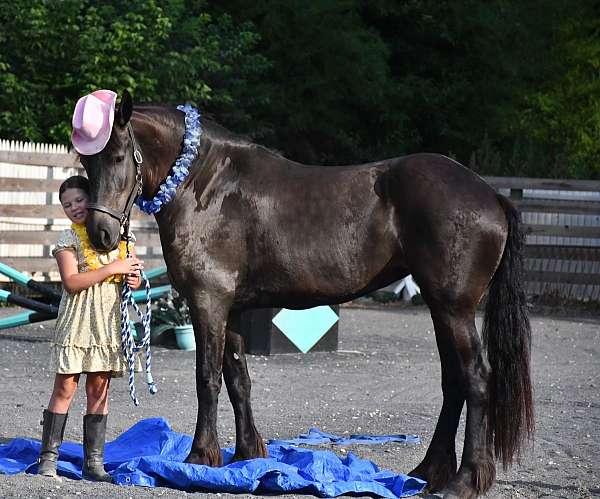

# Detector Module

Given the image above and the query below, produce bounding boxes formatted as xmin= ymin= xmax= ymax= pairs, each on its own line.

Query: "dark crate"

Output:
xmin=240 ymin=306 xmax=339 ymax=355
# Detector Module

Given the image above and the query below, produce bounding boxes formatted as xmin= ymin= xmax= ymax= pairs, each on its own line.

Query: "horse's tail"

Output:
xmin=483 ymin=194 xmax=534 ymax=469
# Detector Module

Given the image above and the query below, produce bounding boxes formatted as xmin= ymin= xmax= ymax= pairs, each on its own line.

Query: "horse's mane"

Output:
xmin=134 ymin=103 xmax=285 ymax=160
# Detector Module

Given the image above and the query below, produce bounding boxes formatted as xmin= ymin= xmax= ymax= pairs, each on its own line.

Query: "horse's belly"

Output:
xmin=247 ymin=234 xmax=407 ymax=308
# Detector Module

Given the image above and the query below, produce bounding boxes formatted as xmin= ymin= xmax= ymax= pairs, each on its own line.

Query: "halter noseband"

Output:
xmin=87 ymin=122 xmax=143 ymax=237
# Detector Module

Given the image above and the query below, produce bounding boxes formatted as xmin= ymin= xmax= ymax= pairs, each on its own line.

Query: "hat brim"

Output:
xmin=71 ymin=125 xmax=114 ymax=155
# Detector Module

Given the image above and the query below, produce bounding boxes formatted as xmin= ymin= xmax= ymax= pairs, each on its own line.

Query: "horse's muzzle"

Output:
xmin=86 ymin=216 xmax=120 ymax=252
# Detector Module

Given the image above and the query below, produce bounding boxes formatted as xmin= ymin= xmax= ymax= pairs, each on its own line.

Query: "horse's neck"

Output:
xmin=133 ymin=110 xmax=184 ymax=199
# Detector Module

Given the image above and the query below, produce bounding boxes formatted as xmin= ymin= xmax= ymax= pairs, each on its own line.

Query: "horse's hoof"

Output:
xmin=433 ymin=472 xmax=480 ymax=499
xmin=429 ymin=488 xmax=475 ymax=499
xmin=232 ymin=435 xmax=268 ymax=462
xmin=184 ymin=449 xmax=223 ymax=467
xmin=421 ymin=486 xmax=474 ymax=499
xmin=410 ymin=463 xmax=455 ymax=493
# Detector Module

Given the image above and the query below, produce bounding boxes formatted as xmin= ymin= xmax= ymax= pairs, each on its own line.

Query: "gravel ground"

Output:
xmin=0 ymin=304 xmax=598 ymax=498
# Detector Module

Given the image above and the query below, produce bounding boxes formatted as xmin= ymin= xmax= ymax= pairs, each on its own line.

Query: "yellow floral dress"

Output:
xmin=50 ymin=227 xmax=135 ymax=377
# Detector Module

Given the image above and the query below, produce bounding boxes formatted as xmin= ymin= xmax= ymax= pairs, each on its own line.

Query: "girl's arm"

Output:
xmin=56 ymin=249 xmax=143 ymax=294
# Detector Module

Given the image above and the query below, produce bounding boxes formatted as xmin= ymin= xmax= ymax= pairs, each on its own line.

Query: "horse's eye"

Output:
xmin=115 ymin=156 xmax=124 ymax=164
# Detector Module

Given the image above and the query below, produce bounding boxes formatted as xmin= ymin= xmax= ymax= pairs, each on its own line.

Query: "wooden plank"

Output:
xmin=524 ymin=245 xmax=600 ymax=261
xmin=1 ymin=256 xmax=166 ymax=274
xmin=0 ymin=178 xmax=64 ymax=191
xmin=0 ymin=231 xmax=58 ymax=245
xmin=524 ymin=224 xmax=600 ymax=238
xmin=0 ymin=230 xmax=162 ymax=246
xmin=515 ymin=199 xmax=600 ymax=215
xmin=484 ymin=176 xmax=600 ymax=192
xmin=0 ymin=204 xmax=159 ymax=223
xmin=525 ymin=270 xmax=600 ymax=286
xmin=0 ymin=151 xmax=81 ymax=168
xmin=0 ymin=204 xmax=66 ymax=218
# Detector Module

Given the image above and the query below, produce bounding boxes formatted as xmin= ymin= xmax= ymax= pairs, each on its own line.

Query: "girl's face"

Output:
xmin=60 ymin=188 xmax=89 ymax=224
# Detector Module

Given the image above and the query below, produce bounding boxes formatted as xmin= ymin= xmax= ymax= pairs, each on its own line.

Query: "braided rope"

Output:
xmin=120 ymin=271 xmax=158 ymax=406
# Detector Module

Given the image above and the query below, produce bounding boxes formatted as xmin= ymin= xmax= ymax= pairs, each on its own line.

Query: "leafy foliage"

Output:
xmin=151 ymin=290 xmax=191 ymax=327
xmin=0 ymin=0 xmax=596 ymax=178
xmin=0 ymin=0 xmax=265 ymax=143
xmin=515 ymin=0 xmax=600 ymax=179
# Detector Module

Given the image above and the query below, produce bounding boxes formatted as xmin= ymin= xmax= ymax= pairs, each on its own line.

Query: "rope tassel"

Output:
xmin=120 ymin=271 xmax=157 ymax=406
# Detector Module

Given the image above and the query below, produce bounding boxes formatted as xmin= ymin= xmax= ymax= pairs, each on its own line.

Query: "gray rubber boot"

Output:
xmin=82 ymin=414 xmax=112 ymax=482
xmin=37 ymin=409 xmax=68 ymax=477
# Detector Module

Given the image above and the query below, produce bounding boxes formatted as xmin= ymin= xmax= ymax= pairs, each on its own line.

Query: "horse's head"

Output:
xmin=78 ymin=90 xmax=140 ymax=251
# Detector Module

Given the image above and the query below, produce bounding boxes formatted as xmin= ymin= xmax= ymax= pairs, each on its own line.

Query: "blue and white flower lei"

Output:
xmin=136 ymin=104 xmax=202 ymax=214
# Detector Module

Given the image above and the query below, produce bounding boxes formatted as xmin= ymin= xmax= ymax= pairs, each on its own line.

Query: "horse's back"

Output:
xmin=377 ymin=153 xmax=496 ymax=204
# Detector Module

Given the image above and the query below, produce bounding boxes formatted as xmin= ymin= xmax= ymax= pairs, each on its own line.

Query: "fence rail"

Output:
xmin=485 ymin=177 xmax=600 ymax=301
xmin=1 ymin=144 xmax=599 ymax=300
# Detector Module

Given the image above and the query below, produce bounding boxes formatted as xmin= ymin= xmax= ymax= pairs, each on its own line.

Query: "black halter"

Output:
xmin=87 ymin=123 xmax=143 ymax=242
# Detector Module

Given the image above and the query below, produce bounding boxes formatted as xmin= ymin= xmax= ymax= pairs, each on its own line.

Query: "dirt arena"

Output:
xmin=0 ymin=304 xmax=598 ymax=498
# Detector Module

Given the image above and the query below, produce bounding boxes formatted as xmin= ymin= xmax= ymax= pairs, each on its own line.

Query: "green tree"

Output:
xmin=211 ymin=0 xmax=396 ymax=164
xmin=0 ymin=0 xmax=266 ymax=144
xmin=362 ymin=1 xmax=557 ymax=166
xmin=0 ymin=0 xmax=596 ymax=179
xmin=515 ymin=0 xmax=600 ymax=179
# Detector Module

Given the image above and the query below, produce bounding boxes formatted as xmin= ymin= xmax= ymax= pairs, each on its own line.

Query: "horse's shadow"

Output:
xmin=496 ymin=479 xmax=598 ymax=496
xmin=0 ymin=334 xmax=49 ymax=344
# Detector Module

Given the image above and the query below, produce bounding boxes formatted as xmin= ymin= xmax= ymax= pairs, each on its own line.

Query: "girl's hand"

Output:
xmin=108 ymin=257 xmax=144 ymax=276
xmin=125 ymin=271 xmax=141 ymax=289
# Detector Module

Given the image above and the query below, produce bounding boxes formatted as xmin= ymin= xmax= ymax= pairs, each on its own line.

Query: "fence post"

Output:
xmin=510 ymin=188 xmax=523 ymax=201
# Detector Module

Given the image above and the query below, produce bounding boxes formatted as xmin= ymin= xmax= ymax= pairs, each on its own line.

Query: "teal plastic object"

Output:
xmin=174 ymin=325 xmax=195 ymax=351
xmin=144 ymin=267 xmax=167 ymax=280
xmin=0 ymin=310 xmax=53 ymax=329
xmin=271 ymin=306 xmax=339 ymax=353
xmin=0 ymin=262 xmax=30 ymax=286
xmin=131 ymin=284 xmax=171 ymax=303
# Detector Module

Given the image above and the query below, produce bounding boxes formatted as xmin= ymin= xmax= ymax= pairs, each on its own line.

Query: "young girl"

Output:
xmin=37 ymin=175 xmax=144 ymax=481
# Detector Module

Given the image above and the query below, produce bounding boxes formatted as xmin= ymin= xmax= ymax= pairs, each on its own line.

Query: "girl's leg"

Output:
xmin=82 ymin=372 xmax=112 ymax=482
xmin=39 ymin=374 xmax=80 ymax=477
xmin=85 ymin=372 xmax=111 ymax=414
xmin=48 ymin=373 xmax=80 ymax=413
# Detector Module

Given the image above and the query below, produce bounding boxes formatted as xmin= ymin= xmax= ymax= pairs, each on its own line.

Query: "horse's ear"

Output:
xmin=117 ymin=90 xmax=133 ymax=126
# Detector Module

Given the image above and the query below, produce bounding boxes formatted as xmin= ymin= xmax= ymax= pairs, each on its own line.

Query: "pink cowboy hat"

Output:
xmin=71 ymin=89 xmax=117 ymax=155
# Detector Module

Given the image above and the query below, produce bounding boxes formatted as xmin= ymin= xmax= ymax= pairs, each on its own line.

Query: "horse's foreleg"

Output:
xmin=415 ymin=309 xmax=495 ymax=499
xmin=223 ymin=325 xmax=268 ymax=461
xmin=184 ymin=299 xmax=229 ymax=467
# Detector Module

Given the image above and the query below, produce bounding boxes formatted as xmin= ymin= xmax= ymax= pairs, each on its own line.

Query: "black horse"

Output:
xmin=81 ymin=91 xmax=533 ymax=498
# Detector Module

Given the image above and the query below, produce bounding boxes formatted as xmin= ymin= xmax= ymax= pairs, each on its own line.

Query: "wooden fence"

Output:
xmin=1 ymin=141 xmax=599 ymax=300
xmin=0 ymin=142 xmax=163 ymax=282
xmin=485 ymin=176 xmax=600 ymax=300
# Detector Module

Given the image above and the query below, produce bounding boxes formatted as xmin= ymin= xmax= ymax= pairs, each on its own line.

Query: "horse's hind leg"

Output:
xmin=410 ymin=305 xmax=495 ymax=498
xmin=223 ymin=317 xmax=268 ymax=461
xmin=409 ymin=309 xmax=463 ymax=490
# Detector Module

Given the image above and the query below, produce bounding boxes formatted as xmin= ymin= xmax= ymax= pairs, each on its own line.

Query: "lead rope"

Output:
xmin=119 ymin=221 xmax=157 ymax=405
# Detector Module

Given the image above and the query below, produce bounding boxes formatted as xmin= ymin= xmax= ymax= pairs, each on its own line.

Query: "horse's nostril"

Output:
xmin=101 ymin=229 xmax=111 ymax=247
xmin=88 ymin=223 xmax=118 ymax=251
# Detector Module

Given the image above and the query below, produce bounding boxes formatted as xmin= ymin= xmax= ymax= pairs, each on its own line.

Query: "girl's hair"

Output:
xmin=59 ymin=175 xmax=90 ymax=201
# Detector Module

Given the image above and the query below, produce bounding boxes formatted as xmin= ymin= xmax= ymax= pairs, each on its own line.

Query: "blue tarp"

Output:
xmin=0 ymin=418 xmax=426 ymax=498
xmin=268 ymin=427 xmax=420 ymax=446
